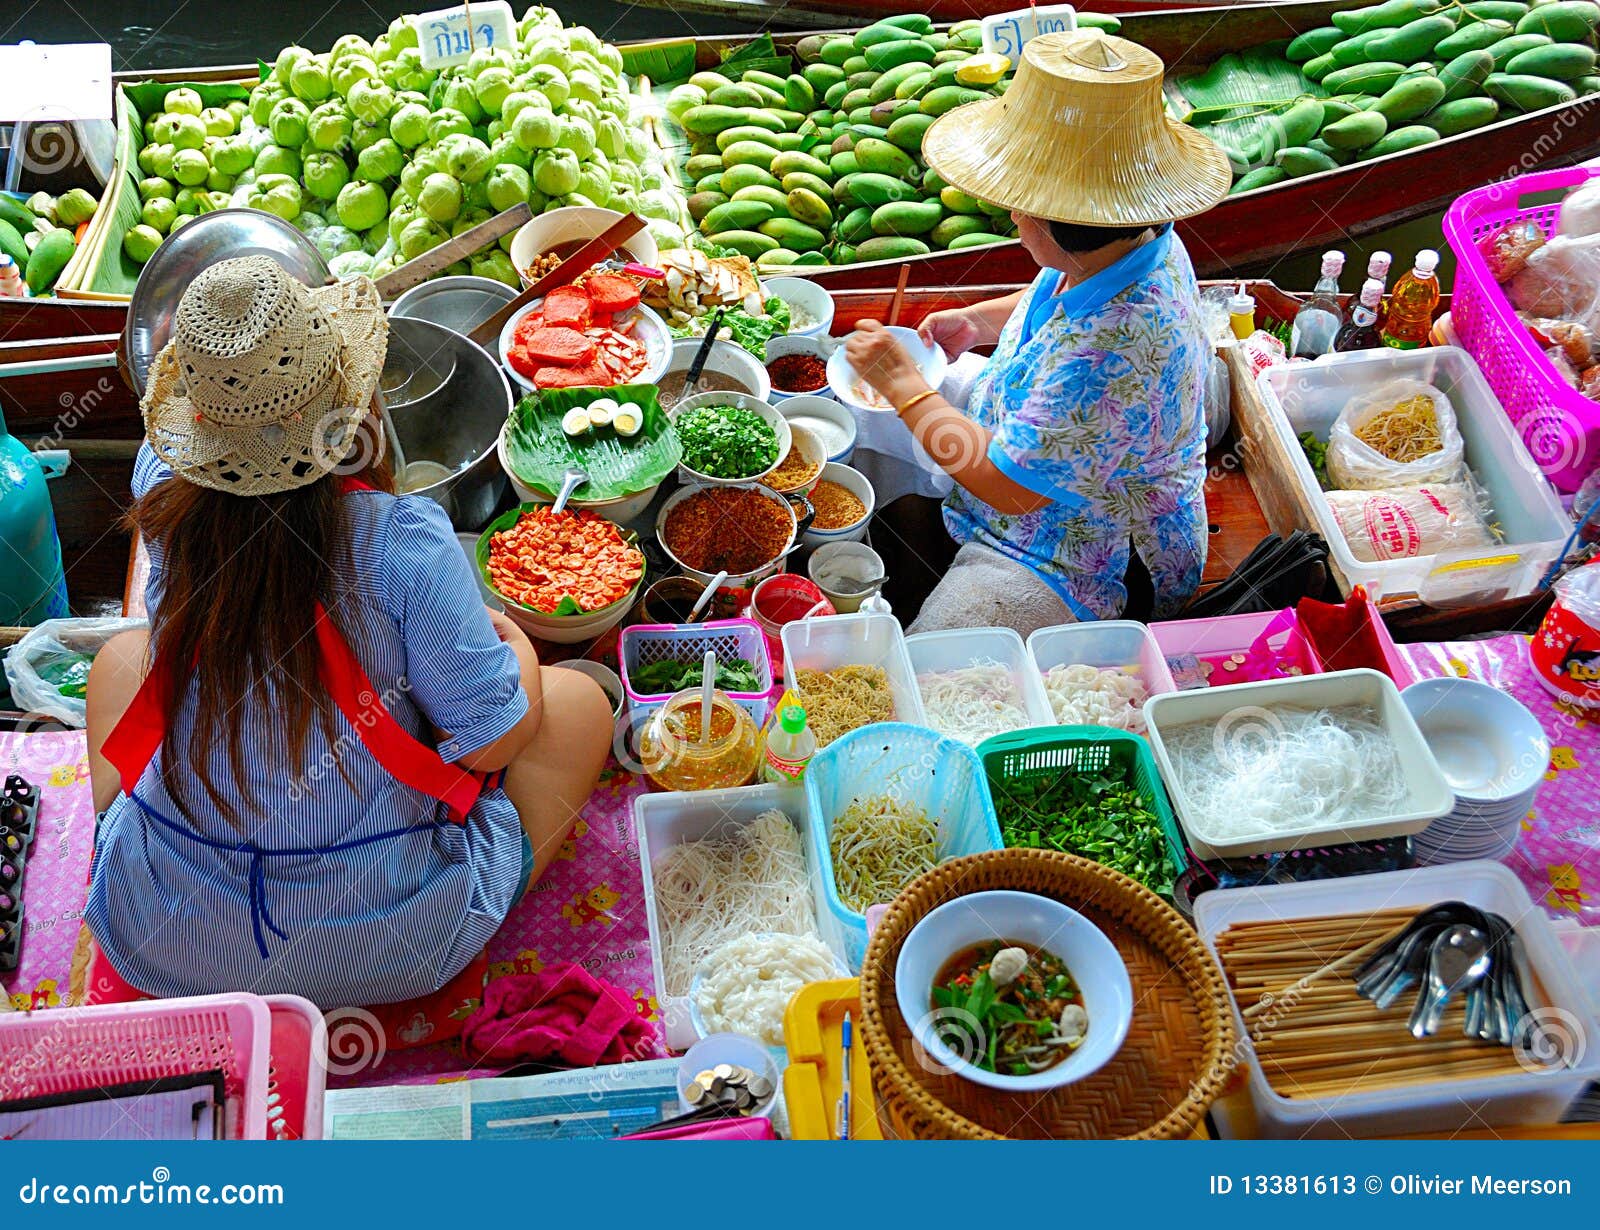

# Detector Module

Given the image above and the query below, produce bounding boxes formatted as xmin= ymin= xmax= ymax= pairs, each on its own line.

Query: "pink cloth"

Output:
xmin=461 ymin=962 xmax=658 ymax=1068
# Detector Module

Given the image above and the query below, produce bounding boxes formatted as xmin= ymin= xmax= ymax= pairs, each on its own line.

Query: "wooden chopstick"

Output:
xmin=373 ymin=203 xmax=532 ymax=301
xmin=886 ymin=264 xmax=911 ymax=328
xmin=467 ymin=212 xmax=647 ymax=348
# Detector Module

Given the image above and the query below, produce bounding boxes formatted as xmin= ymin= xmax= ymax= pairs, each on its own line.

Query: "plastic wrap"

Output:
xmin=1 ymin=617 xmax=147 ymax=727
xmin=1325 ymin=379 xmax=1465 ymax=490
xmin=1323 ymin=482 xmax=1493 ymax=564
xmin=1508 ymin=232 xmax=1600 ymax=326
xmin=1204 ymin=351 xmax=1231 ymax=446
xmin=1558 ymin=181 xmax=1600 ymax=240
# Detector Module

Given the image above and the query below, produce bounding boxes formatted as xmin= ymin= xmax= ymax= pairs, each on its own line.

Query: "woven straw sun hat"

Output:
xmin=922 ymin=31 xmax=1230 ymax=227
xmin=141 ymin=255 xmax=388 ymax=496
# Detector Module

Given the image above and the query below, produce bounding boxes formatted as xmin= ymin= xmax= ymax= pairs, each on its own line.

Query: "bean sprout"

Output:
xmin=828 ymin=794 xmax=940 ymax=913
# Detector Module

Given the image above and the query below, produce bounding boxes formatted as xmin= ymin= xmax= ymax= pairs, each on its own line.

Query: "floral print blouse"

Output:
xmin=943 ymin=225 xmax=1211 ymax=620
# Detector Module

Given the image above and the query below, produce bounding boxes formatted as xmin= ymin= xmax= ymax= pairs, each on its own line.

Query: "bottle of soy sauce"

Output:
xmin=1333 ymin=278 xmax=1386 ymax=353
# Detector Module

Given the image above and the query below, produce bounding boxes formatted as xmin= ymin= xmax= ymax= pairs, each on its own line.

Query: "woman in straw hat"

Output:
xmin=845 ymin=31 xmax=1230 ymax=635
xmin=80 ymin=256 xmax=613 ymax=1008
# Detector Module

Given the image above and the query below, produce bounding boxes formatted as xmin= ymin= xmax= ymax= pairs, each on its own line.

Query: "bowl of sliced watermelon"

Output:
xmin=498 ymin=271 xmax=672 ymax=396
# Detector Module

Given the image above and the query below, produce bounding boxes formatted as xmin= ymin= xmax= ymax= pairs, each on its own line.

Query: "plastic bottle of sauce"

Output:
xmin=1290 ymin=251 xmax=1346 ymax=358
xmin=1381 ymin=250 xmax=1441 ymax=350
xmin=762 ymin=704 xmax=816 ymax=784
xmin=0 ymin=255 xmax=28 ymax=299
xmin=1334 ymin=279 xmax=1386 ymax=353
xmin=1227 ymin=284 xmax=1257 ymax=341
xmin=1365 ymin=250 xmax=1392 ymax=326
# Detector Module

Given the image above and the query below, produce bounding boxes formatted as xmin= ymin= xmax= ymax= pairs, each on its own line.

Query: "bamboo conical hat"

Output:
xmin=922 ymin=31 xmax=1231 ymax=227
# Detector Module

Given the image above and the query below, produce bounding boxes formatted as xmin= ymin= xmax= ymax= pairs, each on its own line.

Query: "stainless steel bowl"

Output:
xmin=384 ymin=317 xmax=513 ymax=530
xmin=389 ymin=275 xmax=518 ymax=336
xmin=122 ymin=208 xmax=331 ymax=397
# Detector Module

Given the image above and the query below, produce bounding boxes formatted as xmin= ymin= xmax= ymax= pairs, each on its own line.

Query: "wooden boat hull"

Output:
xmin=7 ymin=0 xmax=1597 ymax=332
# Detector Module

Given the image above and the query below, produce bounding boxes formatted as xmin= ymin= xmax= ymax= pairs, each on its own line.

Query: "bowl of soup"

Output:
xmin=657 ymin=338 xmax=772 ymax=411
xmin=827 ymin=325 xmax=946 ymax=414
xmin=894 ymin=890 xmax=1132 ymax=1092
xmin=509 ymin=206 xmax=658 ymax=285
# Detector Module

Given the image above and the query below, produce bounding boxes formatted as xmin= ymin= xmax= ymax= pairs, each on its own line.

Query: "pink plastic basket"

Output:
xmin=0 ymin=994 xmax=271 ymax=1138
xmin=262 ymin=995 xmax=326 ymax=1141
xmin=618 ymin=618 xmax=774 ymax=725
xmin=1442 ymin=165 xmax=1600 ymax=492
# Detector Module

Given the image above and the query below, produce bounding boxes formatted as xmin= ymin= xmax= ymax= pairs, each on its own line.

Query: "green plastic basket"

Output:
xmin=976 ymin=725 xmax=1188 ymax=894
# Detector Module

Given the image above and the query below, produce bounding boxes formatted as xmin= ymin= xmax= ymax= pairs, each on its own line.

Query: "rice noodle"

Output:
xmin=1162 ymin=704 xmax=1410 ymax=840
xmin=917 ymin=660 xmax=1033 ymax=747
xmin=693 ymin=931 xmax=840 ymax=1046
xmin=829 ymin=794 xmax=940 ymax=913
xmin=652 ymin=809 xmax=819 ymax=997
xmin=1042 ymin=664 xmax=1150 ymax=733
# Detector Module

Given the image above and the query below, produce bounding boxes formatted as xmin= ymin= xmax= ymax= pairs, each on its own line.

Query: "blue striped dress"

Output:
xmin=84 ymin=446 xmax=529 ymax=1008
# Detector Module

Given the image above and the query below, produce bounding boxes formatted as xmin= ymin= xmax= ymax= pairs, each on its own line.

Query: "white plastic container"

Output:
xmin=906 ymin=626 xmax=1054 ymax=739
xmin=1255 ymin=346 xmax=1569 ymax=606
xmin=1026 ymin=620 xmax=1176 ymax=724
xmin=1143 ymin=668 xmax=1455 ymax=859
xmin=1197 ymin=862 xmax=1600 ymax=1139
xmin=636 ymin=783 xmax=847 ymax=1053
xmin=781 ymin=611 xmax=925 ymax=729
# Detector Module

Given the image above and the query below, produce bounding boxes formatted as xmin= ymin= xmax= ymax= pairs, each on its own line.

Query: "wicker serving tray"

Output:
xmin=859 ymin=849 xmax=1236 ymax=1139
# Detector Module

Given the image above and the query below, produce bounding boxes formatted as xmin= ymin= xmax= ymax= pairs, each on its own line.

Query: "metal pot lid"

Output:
xmin=389 ymin=275 xmax=518 ymax=336
xmin=122 ymin=208 xmax=331 ymax=399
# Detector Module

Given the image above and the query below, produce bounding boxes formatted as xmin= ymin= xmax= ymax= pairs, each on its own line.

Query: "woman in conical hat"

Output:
xmin=82 ymin=256 xmax=613 ymax=1007
xmin=844 ymin=31 xmax=1230 ymax=634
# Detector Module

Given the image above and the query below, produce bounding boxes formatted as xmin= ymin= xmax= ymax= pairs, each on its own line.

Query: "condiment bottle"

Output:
xmin=1289 ymin=251 xmax=1346 ymax=359
xmin=1227 ymin=283 xmax=1256 ymax=340
xmin=1333 ymin=278 xmax=1385 ymax=353
xmin=1381 ymin=249 xmax=1441 ymax=350
xmin=1366 ymin=249 xmax=1392 ymax=328
xmin=639 ymin=688 xmax=760 ymax=792
xmin=0 ymin=255 xmax=28 ymax=299
xmin=762 ymin=704 xmax=816 ymax=784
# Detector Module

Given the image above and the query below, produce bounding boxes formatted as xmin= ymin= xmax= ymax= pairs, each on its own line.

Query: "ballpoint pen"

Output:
xmin=836 ymin=1011 xmax=852 ymax=1141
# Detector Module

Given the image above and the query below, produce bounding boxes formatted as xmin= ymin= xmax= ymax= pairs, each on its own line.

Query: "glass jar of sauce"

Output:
xmin=639 ymin=688 xmax=760 ymax=792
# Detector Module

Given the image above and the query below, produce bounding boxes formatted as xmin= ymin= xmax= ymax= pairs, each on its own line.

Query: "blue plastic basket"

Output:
xmin=804 ymin=722 xmax=1002 ymax=970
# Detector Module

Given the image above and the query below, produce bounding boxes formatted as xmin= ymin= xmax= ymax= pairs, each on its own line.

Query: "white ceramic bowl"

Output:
xmin=778 ymin=394 xmax=856 ymax=463
xmin=497 ymin=297 xmax=671 ymax=396
xmin=827 ymin=324 xmax=947 ymax=414
xmin=661 ymin=336 xmax=771 ymax=407
xmin=763 ymin=275 xmax=834 ymax=338
xmin=1401 ymin=676 xmax=1549 ymax=802
xmin=549 ymin=658 xmax=627 ymax=719
xmin=801 ymin=462 xmax=874 ymax=549
xmin=894 ymin=890 xmax=1133 ymax=1093
xmin=493 ymin=422 xmax=662 ymax=526
xmin=763 ymin=333 xmax=834 ymax=405
xmin=669 ymin=390 xmax=793 ymax=487
xmin=509 ymin=206 xmax=658 ymax=285
xmin=476 ymin=508 xmax=644 ymax=645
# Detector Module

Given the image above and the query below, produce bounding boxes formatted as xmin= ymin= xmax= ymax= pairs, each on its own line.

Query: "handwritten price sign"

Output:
xmin=981 ymin=6 xmax=1081 ymax=58
xmin=415 ymin=1 xmax=517 ymax=70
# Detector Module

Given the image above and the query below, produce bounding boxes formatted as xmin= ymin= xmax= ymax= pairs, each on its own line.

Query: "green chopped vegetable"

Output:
xmin=673 ymin=402 xmax=779 ymax=479
xmin=629 ymin=657 xmax=762 ymax=694
xmin=668 ymin=297 xmax=791 ymax=360
xmin=1298 ymin=430 xmax=1331 ymax=489
xmin=990 ymin=765 xmax=1176 ymax=897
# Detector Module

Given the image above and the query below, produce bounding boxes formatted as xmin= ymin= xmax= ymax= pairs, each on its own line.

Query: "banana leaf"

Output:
xmin=1168 ymin=42 xmax=1322 ymax=166
xmin=502 ymin=382 xmax=681 ymax=502
xmin=622 ymin=39 xmax=698 ymax=85
xmin=717 ymin=34 xmax=792 ymax=80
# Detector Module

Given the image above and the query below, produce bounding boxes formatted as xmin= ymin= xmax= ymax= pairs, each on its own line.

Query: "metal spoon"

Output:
xmin=1409 ymin=925 xmax=1491 ymax=1039
xmin=1370 ymin=923 xmax=1446 ymax=1011
xmin=550 ymin=465 xmax=589 ymax=515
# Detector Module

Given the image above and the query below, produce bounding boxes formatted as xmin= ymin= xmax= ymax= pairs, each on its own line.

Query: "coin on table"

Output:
xmin=713 ymin=1063 xmax=735 ymax=1081
xmin=747 ymin=1076 xmax=773 ymax=1100
xmin=685 ymin=1081 xmax=707 ymax=1104
xmin=695 ymin=1069 xmax=717 ymax=1087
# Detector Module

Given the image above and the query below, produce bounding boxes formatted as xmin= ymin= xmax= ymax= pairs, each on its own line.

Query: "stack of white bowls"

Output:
xmin=1401 ymin=677 xmax=1548 ymax=865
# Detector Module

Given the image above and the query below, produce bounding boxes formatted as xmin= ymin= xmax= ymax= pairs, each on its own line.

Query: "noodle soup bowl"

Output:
xmin=827 ymin=325 xmax=946 ymax=414
xmin=895 ymin=890 xmax=1134 ymax=1092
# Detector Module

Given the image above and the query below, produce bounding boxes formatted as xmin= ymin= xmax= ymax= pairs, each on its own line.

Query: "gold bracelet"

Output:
xmin=896 ymin=389 xmax=938 ymax=414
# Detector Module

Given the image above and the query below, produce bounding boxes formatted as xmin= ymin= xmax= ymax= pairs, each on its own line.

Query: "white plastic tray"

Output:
xmin=1143 ymin=668 xmax=1454 ymax=858
xmin=1195 ymin=862 xmax=1600 ymax=1139
xmin=1254 ymin=346 xmax=1569 ymax=606
xmin=781 ymin=611 xmax=925 ymax=729
xmin=1026 ymin=619 xmax=1176 ymax=725
xmin=905 ymin=626 xmax=1054 ymax=738
xmin=635 ymin=783 xmax=847 ymax=1053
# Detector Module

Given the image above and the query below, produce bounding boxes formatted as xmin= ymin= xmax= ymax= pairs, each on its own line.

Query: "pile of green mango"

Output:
xmin=1225 ymin=0 xmax=1600 ymax=192
xmin=0 ymin=190 xmax=94 ymax=296
xmin=666 ymin=14 xmax=1130 ymax=267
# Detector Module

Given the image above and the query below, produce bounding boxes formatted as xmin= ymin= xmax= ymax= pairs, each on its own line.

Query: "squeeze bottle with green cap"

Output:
xmin=762 ymin=704 xmax=816 ymax=785
xmin=1227 ymin=284 xmax=1256 ymax=340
